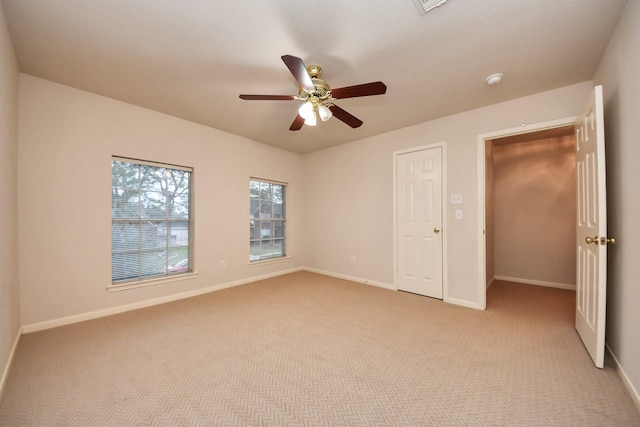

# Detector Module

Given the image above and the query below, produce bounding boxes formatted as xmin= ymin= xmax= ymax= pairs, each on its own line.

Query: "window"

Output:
xmin=111 ymin=157 xmax=193 ymax=284
xmin=250 ymin=179 xmax=286 ymax=262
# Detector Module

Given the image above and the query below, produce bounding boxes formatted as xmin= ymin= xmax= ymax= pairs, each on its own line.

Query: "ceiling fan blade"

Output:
xmin=239 ymin=94 xmax=296 ymax=101
xmin=289 ymin=114 xmax=305 ymax=131
xmin=281 ymin=55 xmax=314 ymax=92
xmin=331 ymin=81 xmax=387 ymax=99
xmin=328 ymin=105 xmax=363 ymax=128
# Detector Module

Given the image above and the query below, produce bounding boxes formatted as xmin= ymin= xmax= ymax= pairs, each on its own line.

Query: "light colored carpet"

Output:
xmin=1 ymin=271 xmax=638 ymax=426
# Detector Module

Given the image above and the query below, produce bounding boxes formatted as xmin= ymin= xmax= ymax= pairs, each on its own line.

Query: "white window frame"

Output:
xmin=249 ymin=178 xmax=287 ymax=262
xmin=110 ymin=156 xmax=194 ymax=289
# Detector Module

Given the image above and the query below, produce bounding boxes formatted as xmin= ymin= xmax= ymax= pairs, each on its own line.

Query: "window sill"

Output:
xmin=107 ymin=272 xmax=198 ymax=292
xmin=248 ymin=256 xmax=292 ymax=268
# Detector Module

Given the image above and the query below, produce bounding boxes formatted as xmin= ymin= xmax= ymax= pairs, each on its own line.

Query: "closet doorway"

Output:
xmin=485 ymin=125 xmax=577 ymax=295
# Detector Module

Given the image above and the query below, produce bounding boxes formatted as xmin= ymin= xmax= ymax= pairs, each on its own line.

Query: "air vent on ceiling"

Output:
xmin=412 ymin=0 xmax=448 ymax=15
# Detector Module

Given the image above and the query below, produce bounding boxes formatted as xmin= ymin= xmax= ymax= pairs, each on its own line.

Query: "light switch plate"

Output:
xmin=451 ymin=193 xmax=463 ymax=204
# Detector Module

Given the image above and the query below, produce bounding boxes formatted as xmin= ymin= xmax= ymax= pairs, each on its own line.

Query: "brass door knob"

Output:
xmin=585 ymin=236 xmax=617 ymax=245
xmin=434 ymin=227 xmax=441 ymax=233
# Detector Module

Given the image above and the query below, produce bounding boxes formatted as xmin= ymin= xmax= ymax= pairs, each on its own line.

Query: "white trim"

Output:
xmin=107 ymin=272 xmax=198 ymax=292
xmin=305 ymin=267 xmax=482 ymax=310
xmin=249 ymin=176 xmax=288 ymax=186
xmin=22 ymin=268 xmax=304 ymax=333
xmin=303 ymin=267 xmax=395 ymax=290
xmin=477 ymin=138 xmax=487 ymax=309
xmin=112 ymin=155 xmax=192 ymax=172
xmin=393 ymin=151 xmax=398 ymax=291
xmin=392 ymin=142 xmax=448 ymax=299
xmin=441 ymin=146 xmax=449 ymax=301
xmin=606 ymin=344 xmax=640 ymax=413
xmin=0 ymin=327 xmax=22 ymax=401
xmin=444 ymin=296 xmax=484 ymax=310
xmin=248 ymin=256 xmax=292 ymax=267
xmin=477 ymin=117 xmax=579 ymax=311
xmin=494 ymin=275 xmax=576 ymax=291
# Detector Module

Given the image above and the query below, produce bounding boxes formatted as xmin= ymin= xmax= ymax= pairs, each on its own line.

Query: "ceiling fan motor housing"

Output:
xmin=298 ymin=67 xmax=332 ymax=105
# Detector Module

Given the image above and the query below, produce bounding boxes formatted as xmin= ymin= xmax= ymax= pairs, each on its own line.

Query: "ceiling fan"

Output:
xmin=239 ymin=55 xmax=387 ymax=131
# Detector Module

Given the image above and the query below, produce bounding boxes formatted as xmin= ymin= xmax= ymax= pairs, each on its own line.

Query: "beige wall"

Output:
xmin=17 ymin=75 xmax=305 ymax=326
xmin=0 ymin=3 xmax=20 ymax=392
xmin=15 ymin=78 xmax=593 ymax=327
xmin=491 ymin=136 xmax=576 ymax=286
xmin=303 ymin=81 xmax=592 ymax=306
xmin=594 ymin=0 xmax=640 ymax=402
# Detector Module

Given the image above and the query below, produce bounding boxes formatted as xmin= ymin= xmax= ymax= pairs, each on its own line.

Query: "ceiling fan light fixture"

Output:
xmin=318 ymin=104 xmax=332 ymax=122
xmin=304 ymin=110 xmax=317 ymax=126
xmin=298 ymin=101 xmax=314 ymax=120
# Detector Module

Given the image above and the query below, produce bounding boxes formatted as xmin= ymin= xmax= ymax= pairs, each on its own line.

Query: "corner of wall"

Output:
xmin=0 ymin=328 xmax=21 ymax=403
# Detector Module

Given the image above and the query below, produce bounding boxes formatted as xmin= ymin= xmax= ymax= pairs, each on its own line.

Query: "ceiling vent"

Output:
xmin=412 ymin=0 xmax=449 ymax=15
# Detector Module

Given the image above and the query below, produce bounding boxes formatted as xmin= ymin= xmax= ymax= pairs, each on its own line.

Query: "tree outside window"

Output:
xmin=112 ymin=158 xmax=192 ymax=283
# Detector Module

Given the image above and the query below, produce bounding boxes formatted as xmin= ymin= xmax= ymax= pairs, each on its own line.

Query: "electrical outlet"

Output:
xmin=219 ymin=260 xmax=226 ymax=269
xmin=350 ymin=256 xmax=356 ymax=264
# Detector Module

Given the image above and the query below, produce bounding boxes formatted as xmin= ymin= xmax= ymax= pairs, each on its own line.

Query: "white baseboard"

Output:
xmin=21 ymin=266 xmax=484 ymax=334
xmin=606 ymin=344 xmax=640 ymax=413
xmin=494 ymin=275 xmax=576 ymax=291
xmin=0 ymin=327 xmax=22 ymax=402
xmin=304 ymin=268 xmax=484 ymax=310
xmin=444 ymin=296 xmax=484 ymax=310
xmin=22 ymin=267 xmax=305 ymax=334
xmin=302 ymin=267 xmax=395 ymax=290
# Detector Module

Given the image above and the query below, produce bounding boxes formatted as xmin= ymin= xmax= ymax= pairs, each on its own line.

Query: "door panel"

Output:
xmin=396 ymin=147 xmax=443 ymax=298
xmin=575 ymin=85 xmax=607 ymax=369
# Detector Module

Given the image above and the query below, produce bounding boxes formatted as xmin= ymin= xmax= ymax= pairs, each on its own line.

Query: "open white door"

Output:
xmin=575 ymin=85 xmax=612 ymax=369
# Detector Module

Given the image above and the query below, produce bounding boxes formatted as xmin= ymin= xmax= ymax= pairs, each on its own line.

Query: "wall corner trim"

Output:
xmin=606 ymin=344 xmax=640 ymax=413
xmin=302 ymin=267 xmax=395 ymax=290
xmin=494 ymin=275 xmax=576 ymax=291
xmin=0 ymin=327 xmax=22 ymax=402
xmin=444 ymin=296 xmax=484 ymax=310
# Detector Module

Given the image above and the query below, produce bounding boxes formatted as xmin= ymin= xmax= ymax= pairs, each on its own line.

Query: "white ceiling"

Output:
xmin=1 ymin=0 xmax=627 ymax=154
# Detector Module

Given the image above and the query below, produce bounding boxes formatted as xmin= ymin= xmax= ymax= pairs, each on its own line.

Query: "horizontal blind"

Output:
xmin=112 ymin=157 xmax=192 ymax=284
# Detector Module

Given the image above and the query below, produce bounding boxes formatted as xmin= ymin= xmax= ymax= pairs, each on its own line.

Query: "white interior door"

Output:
xmin=575 ymin=85 xmax=609 ymax=369
xmin=396 ymin=147 xmax=443 ymax=299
